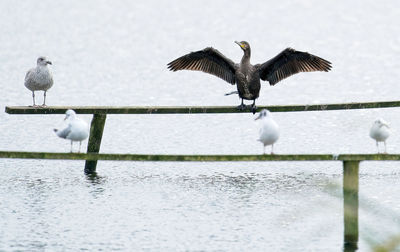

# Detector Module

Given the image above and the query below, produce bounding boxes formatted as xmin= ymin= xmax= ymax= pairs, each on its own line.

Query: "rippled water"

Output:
xmin=1 ymin=0 xmax=400 ymax=251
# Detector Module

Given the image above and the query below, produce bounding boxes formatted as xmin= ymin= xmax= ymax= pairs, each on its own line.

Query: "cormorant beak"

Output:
xmin=235 ymin=41 xmax=244 ymax=49
xmin=47 ymin=61 xmax=52 ymax=65
xmin=255 ymin=114 xmax=262 ymax=121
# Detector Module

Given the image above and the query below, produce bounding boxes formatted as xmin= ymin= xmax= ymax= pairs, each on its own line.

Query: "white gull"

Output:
xmin=255 ymin=109 xmax=280 ymax=154
xmin=54 ymin=109 xmax=89 ymax=153
xmin=369 ymin=118 xmax=390 ymax=153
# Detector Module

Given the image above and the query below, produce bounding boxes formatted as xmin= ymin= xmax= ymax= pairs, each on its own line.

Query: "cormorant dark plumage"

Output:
xmin=168 ymin=41 xmax=332 ymax=113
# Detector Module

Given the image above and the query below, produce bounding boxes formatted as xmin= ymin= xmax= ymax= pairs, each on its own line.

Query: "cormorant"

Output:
xmin=167 ymin=41 xmax=332 ymax=113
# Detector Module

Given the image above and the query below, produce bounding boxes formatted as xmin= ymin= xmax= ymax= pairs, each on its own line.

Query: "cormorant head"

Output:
xmin=255 ymin=109 xmax=270 ymax=120
xmin=235 ymin=41 xmax=250 ymax=51
xmin=37 ymin=56 xmax=52 ymax=66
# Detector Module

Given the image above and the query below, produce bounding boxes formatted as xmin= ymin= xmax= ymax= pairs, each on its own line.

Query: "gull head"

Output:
xmin=37 ymin=56 xmax=52 ymax=66
xmin=373 ymin=118 xmax=390 ymax=129
xmin=255 ymin=109 xmax=270 ymax=120
xmin=64 ymin=109 xmax=76 ymax=120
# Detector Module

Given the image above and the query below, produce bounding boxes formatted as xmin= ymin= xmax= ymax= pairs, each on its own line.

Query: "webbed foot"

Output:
xmin=236 ymin=103 xmax=246 ymax=111
xmin=250 ymin=104 xmax=257 ymax=114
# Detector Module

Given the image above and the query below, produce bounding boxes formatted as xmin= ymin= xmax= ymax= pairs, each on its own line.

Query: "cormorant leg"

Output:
xmin=251 ymin=100 xmax=257 ymax=114
xmin=42 ymin=91 xmax=47 ymax=107
xmin=236 ymin=99 xmax=246 ymax=111
xmin=70 ymin=141 xmax=73 ymax=153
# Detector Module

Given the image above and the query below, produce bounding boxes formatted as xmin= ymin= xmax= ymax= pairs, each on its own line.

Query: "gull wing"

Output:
xmin=54 ymin=124 xmax=72 ymax=139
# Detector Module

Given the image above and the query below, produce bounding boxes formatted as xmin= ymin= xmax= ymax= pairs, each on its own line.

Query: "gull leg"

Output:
xmin=31 ymin=91 xmax=36 ymax=107
xmin=384 ymin=141 xmax=387 ymax=154
xmin=42 ymin=91 xmax=47 ymax=107
xmin=376 ymin=141 xmax=379 ymax=153
xmin=79 ymin=141 xmax=82 ymax=153
xmin=263 ymin=145 xmax=266 ymax=155
xmin=70 ymin=141 xmax=73 ymax=153
xmin=271 ymin=144 xmax=274 ymax=155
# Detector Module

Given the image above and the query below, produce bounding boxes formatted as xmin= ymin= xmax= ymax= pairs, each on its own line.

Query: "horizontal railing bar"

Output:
xmin=0 ymin=151 xmax=399 ymax=161
xmin=5 ymin=100 xmax=400 ymax=114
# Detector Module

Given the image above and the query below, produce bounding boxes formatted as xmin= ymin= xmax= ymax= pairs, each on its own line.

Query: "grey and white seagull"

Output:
xmin=24 ymin=56 xmax=53 ymax=106
xmin=369 ymin=118 xmax=390 ymax=153
xmin=54 ymin=109 xmax=89 ymax=153
xmin=255 ymin=109 xmax=280 ymax=154
xmin=168 ymin=41 xmax=332 ymax=113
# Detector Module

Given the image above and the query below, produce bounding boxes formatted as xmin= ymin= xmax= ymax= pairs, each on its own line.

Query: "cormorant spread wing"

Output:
xmin=258 ymin=48 xmax=332 ymax=86
xmin=167 ymin=47 xmax=237 ymax=85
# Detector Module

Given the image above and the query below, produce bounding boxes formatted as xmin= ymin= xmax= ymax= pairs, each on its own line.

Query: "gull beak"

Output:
xmin=47 ymin=61 xmax=52 ymax=65
xmin=255 ymin=114 xmax=262 ymax=121
xmin=64 ymin=115 xmax=68 ymax=121
xmin=381 ymin=123 xmax=390 ymax=128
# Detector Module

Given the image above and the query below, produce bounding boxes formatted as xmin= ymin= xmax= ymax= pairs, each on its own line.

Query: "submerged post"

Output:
xmin=84 ymin=114 xmax=107 ymax=174
xmin=343 ymin=160 xmax=360 ymax=251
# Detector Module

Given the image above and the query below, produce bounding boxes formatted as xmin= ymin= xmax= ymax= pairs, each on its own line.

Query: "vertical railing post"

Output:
xmin=343 ymin=160 xmax=360 ymax=251
xmin=84 ymin=114 xmax=107 ymax=174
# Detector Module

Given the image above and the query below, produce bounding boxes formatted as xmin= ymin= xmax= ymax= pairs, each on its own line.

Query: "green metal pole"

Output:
xmin=343 ymin=160 xmax=360 ymax=251
xmin=84 ymin=114 xmax=107 ymax=174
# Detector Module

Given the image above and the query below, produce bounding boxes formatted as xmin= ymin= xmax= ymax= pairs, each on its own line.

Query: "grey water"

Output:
xmin=0 ymin=0 xmax=400 ymax=251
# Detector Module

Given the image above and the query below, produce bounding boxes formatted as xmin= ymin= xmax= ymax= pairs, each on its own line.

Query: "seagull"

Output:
xmin=168 ymin=41 xmax=332 ymax=113
xmin=255 ymin=109 xmax=280 ymax=154
xmin=54 ymin=109 xmax=89 ymax=153
xmin=24 ymin=56 xmax=53 ymax=107
xmin=369 ymin=118 xmax=390 ymax=153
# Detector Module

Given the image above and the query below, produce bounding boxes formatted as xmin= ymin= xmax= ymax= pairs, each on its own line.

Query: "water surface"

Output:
xmin=0 ymin=0 xmax=400 ymax=251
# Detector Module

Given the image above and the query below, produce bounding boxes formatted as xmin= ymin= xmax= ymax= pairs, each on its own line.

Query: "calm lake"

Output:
xmin=0 ymin=0 xmax=400 ymax=251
